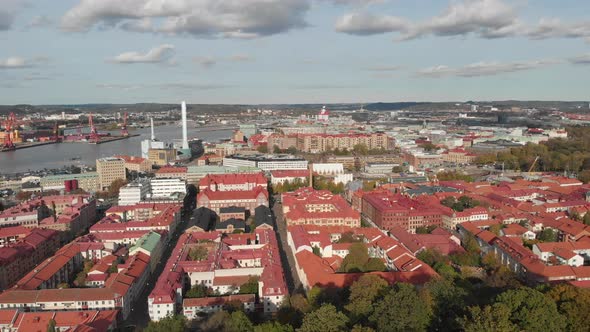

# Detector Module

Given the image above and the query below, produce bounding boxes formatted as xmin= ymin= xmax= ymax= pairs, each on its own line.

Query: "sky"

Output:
xmin=0 ymin=0 xmax=589 ymax=105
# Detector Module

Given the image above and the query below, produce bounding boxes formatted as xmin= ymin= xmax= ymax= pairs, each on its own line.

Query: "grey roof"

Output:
xmin=216 ymin=218 xmax=246 ymax=230
xmin=388 ymin=176 xmax=429 ymax=184
xmin=406 ymin=185 xmax=460 ymax=196
xmin=254 ymin=205 xmax=273 ymax=228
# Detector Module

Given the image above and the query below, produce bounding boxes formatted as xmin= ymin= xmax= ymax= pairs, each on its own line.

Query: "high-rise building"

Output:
xmin=96 ymin=157 xmax=126 ymax=190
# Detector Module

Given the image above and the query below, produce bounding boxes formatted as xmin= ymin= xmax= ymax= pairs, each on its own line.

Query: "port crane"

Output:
xmin=2 ymin=113 xmax=17 ymax=150
xmin=120 ymin=112 xmax=129 ymax=137
xmin=88 ymin=113 xmax=100 ymax=143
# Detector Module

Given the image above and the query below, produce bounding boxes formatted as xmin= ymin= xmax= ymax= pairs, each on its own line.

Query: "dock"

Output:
xmin=89 ymin=134 xmax=140 ymax=144
xmin=1 ymin=141 xmax=58 ymax=152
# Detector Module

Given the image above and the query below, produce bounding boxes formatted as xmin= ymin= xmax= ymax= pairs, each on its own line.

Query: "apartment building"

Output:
xmin=96 ymin=157 xmax=126 ymax=190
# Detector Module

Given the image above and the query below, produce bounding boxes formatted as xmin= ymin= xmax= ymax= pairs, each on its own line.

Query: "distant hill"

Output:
xmin=0 ymin=100 xmax=588 ymax=116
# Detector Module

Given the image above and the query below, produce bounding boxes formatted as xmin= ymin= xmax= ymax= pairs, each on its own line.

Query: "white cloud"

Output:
xmin=0 ymin=0 xmax=24 ymax=30
xmin=417 ymin=59 xmax=559 ymax=78
xmin=61 ymin=0 xmax=309 ymax=39
xmin=526 ymin=18 xmax=590 ymax=40
xmin=0 ymin=56 xmax=48 ymax=69
xmin=0 ymin=57 xmax=28 ymax=69
xmin=108 ymin=44 xmax=175 ymax=64
xmin=334 ymin=0 xmax=590 ymax=42
xmin=335 ymin=12 xmax=408 ymax=35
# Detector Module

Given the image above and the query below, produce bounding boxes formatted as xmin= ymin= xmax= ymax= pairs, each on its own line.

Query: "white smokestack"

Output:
xmin=181 ymin=101 xmax=189 ymax=150
xmin=150 ymin=117 xmax=155 ymax=141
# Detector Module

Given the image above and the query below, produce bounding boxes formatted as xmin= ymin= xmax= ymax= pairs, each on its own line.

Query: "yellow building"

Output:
xmin=115 ymin=155 xmax=152 ymax=173
xmin=296 ymin=133 xmax=389 ymax=153
xmin=96 ymin=157 xmax=126 ymax=190
xmin=148 ymin=148 xmax=177 ymax=166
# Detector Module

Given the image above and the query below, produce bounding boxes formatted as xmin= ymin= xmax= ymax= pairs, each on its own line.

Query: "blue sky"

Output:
xmin=0 ymin=0 xmax=589 ymax=104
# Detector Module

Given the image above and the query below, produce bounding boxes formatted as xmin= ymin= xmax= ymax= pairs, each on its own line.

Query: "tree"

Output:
xmin=107 ymin=263 xmax=118 ymax=274
xmin=364 ymin=258 xmax=386 ymax=272
xmin=345 ymin=275 xmax=388 ymax=324
xmin=459 ymin=304 xmax=517 ymax=332
xmin=353 ymin=144 xmax=369 ymax=155
xmin=273 ymin=145 xmax=282 ymax=154
xmin=239 ymin=276 xmax=259 ymax=294
xmin=201 ymin=311 xmax=230 ymax=332
xmin=421 ymin=142 xmax=437 ymax=152
xmin=350 ymin=326 xmax=374 ymax=332
xmin=16 ymin=191 xmax=33 ymax=201
xmin=312 ymin=246 xmax=321 ymax=257
xmin=286 ymin=146 xmax=298 ymax=155
xmin=369 ymin=283 xmax=432 ymax=332
xmin=339 ymin=243 xmax=370 ymax=273
xmin=537 ymin=228 xmax=558 ymax=242
xmin=495 ymin=287 xmax=566 ymax=332
xmin=417 ymin=248 xmax=449 ymax=267
xmin=257 ymin=145 xmax=269 ymax=153
xmin=225 ymin=311 xmax=253 ymax=332
xmin=107 ymin=178 xmax=127 ymax=198
xmin=298 ymin=304 xmax=349 ymax=332
xmin=425 ymin=278 xmax=467 ymax=331
xmin=57 ymin=283 xmax=69 ymax=289
xmin=186 ymin=284 xmax=211 ymax=298
xmin=188 ymin=246 xmax=209 ymax=261
xmin=416 ymin=225 xmax=436 ymax=234
xmin=47 ymin=319 xmax=56 ymax=332
xmin=254 ymin=322 xmax=294 ymax=332
xmin=578 ymin=169 xmax=590 ymax=184
xmin=436 ymin=171 xmax=474 ymax=182
xmin=546 ymin=284 xmax=590 ymax=332
xmin=0 ymin=201 xmax=4 ymax=212
xmin=144 ymin=314 xmax=187 ymax=332
xmin=583 ymin=213 xmax=590 ymax=226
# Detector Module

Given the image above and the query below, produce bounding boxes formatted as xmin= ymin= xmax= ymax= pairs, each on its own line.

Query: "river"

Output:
xmin=0 ymin=125 xmax=234 ymax=174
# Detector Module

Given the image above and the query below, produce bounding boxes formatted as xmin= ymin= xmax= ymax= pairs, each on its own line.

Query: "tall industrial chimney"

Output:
xmin=150 ymin=117 xmax=155 ymax=141
xmin=181 ymin=101 xmax=189 ymax=150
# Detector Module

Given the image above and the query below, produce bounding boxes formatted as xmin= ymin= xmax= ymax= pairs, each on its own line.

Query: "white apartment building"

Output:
xmin=312 ymin=163 xmax=344 ymax=175
xmin=150 ymin=178 xmax=186 ymax=198
xmin=118 ymin=179 xmax=152 ymax=206
xmin=223 ymin=155 xmax=308 ymax=171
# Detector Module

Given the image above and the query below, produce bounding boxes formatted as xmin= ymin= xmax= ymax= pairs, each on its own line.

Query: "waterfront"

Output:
xmin=0 ymin=125 xmax=234 ymax=174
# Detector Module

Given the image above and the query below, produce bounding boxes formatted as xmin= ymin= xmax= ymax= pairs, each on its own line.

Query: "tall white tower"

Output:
xmin=181 ymin=101 xmax=189 ymax=150
xmin=150 ymin=117 xmax=155 ymax=141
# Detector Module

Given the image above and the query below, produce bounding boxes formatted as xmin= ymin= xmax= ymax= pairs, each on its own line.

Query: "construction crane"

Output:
xmin=2 ymin=112 xmax=16 ymax=150
xmin=120 ymin=112 xmax=129 ymax=137
xmin=528 ymin=156 xmax=540 ymax=173
xmin=88 ymin=113 xmax=100 ymax=143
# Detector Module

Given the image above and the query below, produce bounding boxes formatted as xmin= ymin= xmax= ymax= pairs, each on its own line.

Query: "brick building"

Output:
xmin=362 ymin=191 xmax=444 ymax=233
xmin=282 ymin=188 xmax=360 ymax=227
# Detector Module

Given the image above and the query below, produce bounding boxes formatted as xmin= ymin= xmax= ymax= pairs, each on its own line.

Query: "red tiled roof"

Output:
xmin=295 ymin=250 xmax=436 ymax=288
xmin=198 ymin=186 xmax=268 ymax=201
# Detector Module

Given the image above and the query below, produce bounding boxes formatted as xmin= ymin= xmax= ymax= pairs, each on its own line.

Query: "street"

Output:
xmin=121 ymin=209 xmax=195 ymax=330
xmin=271 ymin=196 xmax=303 ymax=294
